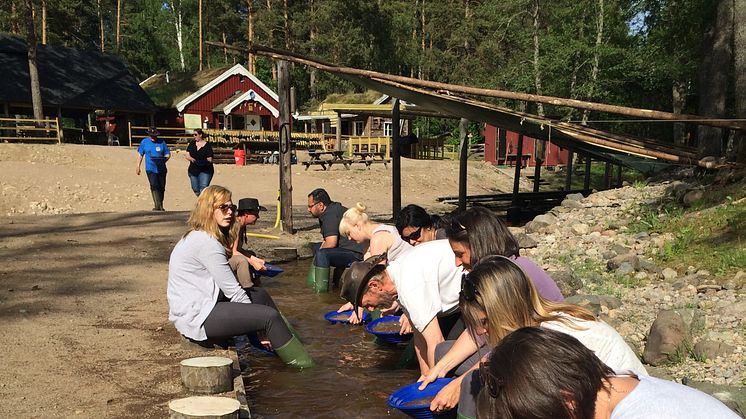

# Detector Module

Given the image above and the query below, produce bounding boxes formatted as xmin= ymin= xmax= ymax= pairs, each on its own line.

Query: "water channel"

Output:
xmin=239 ymin=260 xmax=419 ymax=418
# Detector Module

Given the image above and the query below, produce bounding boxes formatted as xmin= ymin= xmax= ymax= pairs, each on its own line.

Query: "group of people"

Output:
xmin=136 ymin=127 xmax=215 ymax=211
xmin=164 ymin=181 xmax=736 ymax=418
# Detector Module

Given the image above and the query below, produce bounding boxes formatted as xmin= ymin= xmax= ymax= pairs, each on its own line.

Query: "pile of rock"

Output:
xmin=510 ymin=179 xmax=745 ymax=411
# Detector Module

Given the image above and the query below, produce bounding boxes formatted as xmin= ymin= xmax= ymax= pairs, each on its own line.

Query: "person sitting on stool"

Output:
xmin=228 ymin=197 xmax=268 ymax=288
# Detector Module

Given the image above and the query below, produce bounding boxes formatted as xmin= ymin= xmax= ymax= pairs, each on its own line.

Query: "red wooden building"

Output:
xmin=483 ymin=123 xmax=569 ymax=167
xmin=142 ymin=64 xmax=279 ymax=131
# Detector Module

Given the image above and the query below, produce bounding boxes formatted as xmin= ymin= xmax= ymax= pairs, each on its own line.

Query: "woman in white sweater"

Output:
xmin=422 ymin=255 xmax=645 ymax=418
xmin=167 ymin=185 xmax=313 ymax=368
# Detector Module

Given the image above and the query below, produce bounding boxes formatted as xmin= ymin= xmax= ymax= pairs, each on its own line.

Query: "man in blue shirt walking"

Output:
xmin=136 ymin=127 xmax=171 ymax=211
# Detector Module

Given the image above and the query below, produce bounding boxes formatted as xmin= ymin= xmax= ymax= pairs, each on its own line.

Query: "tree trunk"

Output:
xmin=672 ymin=80 xmax=688 ymax=145
xmin=116 ymin=0 xmax=121 ymax=50
xmin=222 ymin=31 xmax=228 ymax=65
xmin=733 ymin=0 xmax=746 ymax=162
xmin=198 ymin=0 xmax=203 ymax=71
xmin=420 ymin=0 xmax=425 ymax=79
xmin=531 ymin=0 xmax=546 ymax=162
xmin=309 ymin=0 xmax=317 ymax=97
xmin=97 ymin=0 xmax=105 ymax=52
xmin=697 ymin=0 xmax=733 ymax=157
xmin=41 ymin=0 xmax=46 ymax=45
xmin=283 ymin=0 xmax=290 ymax=49
xmin=23 ymin=0 xmax=44 ymax=122
xmin=169 ymin=0 xmax=186 ymax=71
xmin=581 ymin=0 xmax=604 ymax=125
xmin=247 ymin=0 xmax=255 ymax=73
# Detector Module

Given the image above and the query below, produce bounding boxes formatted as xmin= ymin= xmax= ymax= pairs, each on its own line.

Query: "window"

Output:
xmin=354 ymin=121 xmax=364 ymax=136
xmin=383 ymin=121 xmax=392 ymax=137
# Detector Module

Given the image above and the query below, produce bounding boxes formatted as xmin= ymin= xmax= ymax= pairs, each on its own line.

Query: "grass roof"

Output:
xmin=140 ymin=66 xmax=233 ymax=109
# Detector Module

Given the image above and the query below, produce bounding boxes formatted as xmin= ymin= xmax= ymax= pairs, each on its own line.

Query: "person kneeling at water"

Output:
xmin=477 ymin=327 xmax=738 ymax=419
xmin=167 ymin=185 xmax=313 ymax=368
xmin=228 ymin=197 xmax=268 ymax=288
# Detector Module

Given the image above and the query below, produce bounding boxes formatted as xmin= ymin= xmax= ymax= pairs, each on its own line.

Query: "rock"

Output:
xmin=727 ymin=270 xmax=746 ymax=290
xmin=547 ymin=270 xmax=584 ymax=297
xmin=571 ymin=223 xmax=590 ymax=235
xmin=534 ymin=212 xmax=558 ymax=226
xmin=661 ymin=268 xmax=678 ymax=281
xmin=616 ymin=262 xmax=635 ymax=275
xmin=609 ymin=243 xmax=632 ymax=256
xmin=643 ymin=309 xmax=705 ymax=366
xmin=31 ymin=285 xmax=40 ymax=291
xmin=565 ymin=294 xmax=622 ymax=316
xmin=681 ymin=189 xmax=704 ymax=207
xmin=693 ymin=340 xmax=736 ymax=361
xmin=719 ymin=300 xmax=746 ymax=318
xmin=513 ymin=232 xmax=538 ymax=249
xmin=561 ymin=198 xmax=584 ymax=209
xmin=607 ymin=254 xmax=639 ymax=271
xmin=565 ymin=192 xmax=585 ymax=201
xmin=638 ymin=258 xmax=661 ymax=274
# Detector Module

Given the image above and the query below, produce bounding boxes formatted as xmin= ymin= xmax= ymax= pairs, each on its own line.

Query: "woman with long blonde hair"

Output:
xmin=336 ymin=202 xmax=413 ymax=324
xmin=424 ymin=256 xmax=645 ymax=418
xmin=167 ymin=185 xmax=313 ymax=368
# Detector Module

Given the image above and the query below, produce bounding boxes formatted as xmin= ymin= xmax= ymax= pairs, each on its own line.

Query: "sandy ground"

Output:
xmin=0 ymin=143 xmax=512 ymax=418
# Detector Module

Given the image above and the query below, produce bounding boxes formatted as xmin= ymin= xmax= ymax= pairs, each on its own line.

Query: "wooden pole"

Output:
xmin=583 ymin=156 xmax=592 ymax=190
xmin=458 ymin=118 xmax=469 ymax=211
xmin=392 ymin=99 xmax=401 ymax=219
xmin=565 ymin=149 xmax=574 ymax=191
xmin=228 ymin=42 xmax=746 ymax=131
xmin=335 ymin=113 xmax=342 ymax=150
xmin=603 ymin=161 xmax=612 ymax=189
xmin=116 ymin=0 xmax=121 ymax=50
xmin=512 ymin=134 xmax=524 ymax=207
xmin=616 ymin=164 xmax=623 ymax=187
xmin=41 ymin=0 xmax=46 ymax=45
xmin=533 ymin=158 xmax=543 ymax=193
xmin=277 ymin=60 xmax=294 ymax=233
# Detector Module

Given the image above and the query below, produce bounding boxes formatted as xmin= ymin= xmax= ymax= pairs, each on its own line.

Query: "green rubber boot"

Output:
xmin=150 ymin=190 xmax=159 ymax=211
xmin=312 ymin=266 xmax=330 ymax=293
xmin=275 ymin=336 xmax=315 ymax=368
xmin=281 ymin=314 xmax=302 ymax=343
xmin=158 ymin=190 xmax=165 ymax=211
xmin=306 ymin=264 xmax=316 ymax=288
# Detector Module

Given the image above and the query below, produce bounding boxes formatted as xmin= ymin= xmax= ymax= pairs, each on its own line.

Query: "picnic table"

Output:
xmin=302 ymin=150 xmax=352 ymax=170
xmin=505 ymin=153 xmax=532 ymax=168
xmin=351 ymin=151 xmax=390 ymax=168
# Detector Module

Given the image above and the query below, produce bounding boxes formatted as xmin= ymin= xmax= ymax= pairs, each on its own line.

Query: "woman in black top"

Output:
xmin=185 ymin=129 xmax=214 ymax=196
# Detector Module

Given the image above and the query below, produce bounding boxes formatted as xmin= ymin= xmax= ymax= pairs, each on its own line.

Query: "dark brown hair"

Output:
xmin=445 ymin=207 xmax=520 ymax=261
xmin=476 ymin=327 xmax=614 ymax=419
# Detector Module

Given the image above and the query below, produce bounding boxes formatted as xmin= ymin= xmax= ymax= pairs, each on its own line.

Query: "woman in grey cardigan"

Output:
xmin=167 ymin=185 xmax=313 ymax=368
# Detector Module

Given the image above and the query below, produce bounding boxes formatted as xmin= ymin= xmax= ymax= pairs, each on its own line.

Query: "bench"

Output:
xmin=302 ymin=159 xmax=353 ymax=170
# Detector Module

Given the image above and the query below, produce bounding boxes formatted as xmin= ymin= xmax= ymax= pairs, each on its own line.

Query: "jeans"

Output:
xmin=188 ymin=171 xmax=213 ymax=196
xmin=311 ymin=243 xmax=362 ymax=269
xmin=146 ymin=170 xmax=166 ymax=192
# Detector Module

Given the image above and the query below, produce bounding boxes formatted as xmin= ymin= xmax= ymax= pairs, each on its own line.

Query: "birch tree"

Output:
xmin=22 ymin=0 xmax=44 ymax=122
xmin=168 ymin=0 xmax=186 ymax=71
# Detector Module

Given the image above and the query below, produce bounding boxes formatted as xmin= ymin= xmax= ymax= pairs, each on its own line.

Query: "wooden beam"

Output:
xmin=211 ymin=41 xmax=746 ymax=131
xmin=603 ymin=161 xmax=612 ymax=189
xmin=458 ymin=118 xmax=469 ymax=211
xmin=335 ymin=113 xmax=342 ymax=150
xmin=533 ymin=158 xmax=543 ymax=193
xmin=565 ymin=150 xmax=574 ymax=191
xmin=583 ymin=156 xmax=592 ymax=190
xmin=392 ymin=99 xmax=401 ymax=218
xmin=277 ymin=60 xmax=294 ymax=232
xmin=616 ymin=164 xmax=623 ymax=187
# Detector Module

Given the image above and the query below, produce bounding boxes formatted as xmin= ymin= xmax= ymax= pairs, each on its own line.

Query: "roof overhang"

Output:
xmin=221 ymin=89 xmax=279 ymax=117
xmin=175 ymin=64 xmax=279 ymax=112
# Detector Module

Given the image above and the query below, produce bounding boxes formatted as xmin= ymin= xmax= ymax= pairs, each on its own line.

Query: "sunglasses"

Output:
xmin=459 ymin=272 xmax=479 ymax=302
xmin=479 ymin=360 xmax=501 ymax=398
xmin=401 ymin=226 xmax=422 ymax=242
xmin=217 ymin=203 xmax=237 ymax=213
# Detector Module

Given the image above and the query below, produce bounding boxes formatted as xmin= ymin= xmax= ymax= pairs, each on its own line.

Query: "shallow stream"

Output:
xmin=239 ymin=260 xmax=418 ymax=418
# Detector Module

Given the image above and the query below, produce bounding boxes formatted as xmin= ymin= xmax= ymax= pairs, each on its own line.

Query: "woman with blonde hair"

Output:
xmin=336 ymin=202 xmax=413 ymax=324
xmin=422 ymin=255 xmax=645 ymax=418
xmin=167 ymin=185 xmax=313 ymax=368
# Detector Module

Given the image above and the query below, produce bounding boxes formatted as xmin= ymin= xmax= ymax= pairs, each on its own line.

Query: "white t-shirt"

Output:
xmin=387 ymin=239 xmax=464 ymax=332
xmin=542 ymin=314 xmax=648 ymax=375
xmin=612 ymin=374 xmax=739 ymax=418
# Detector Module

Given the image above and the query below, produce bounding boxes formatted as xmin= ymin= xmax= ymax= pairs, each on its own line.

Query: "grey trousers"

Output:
xmin=228 ymin=254 xmax=260 ymax=288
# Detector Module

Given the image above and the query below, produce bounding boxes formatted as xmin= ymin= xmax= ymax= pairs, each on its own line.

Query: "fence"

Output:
xmin=0 ymin=117 xmax=61 ymax=143
xmin=346 ymin=136 xmax=391 ymax=158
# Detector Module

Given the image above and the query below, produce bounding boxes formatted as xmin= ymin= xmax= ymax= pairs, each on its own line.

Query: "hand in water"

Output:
xmin=347 ymin=307 xmax=366 ymax=324
xmin=417 ymin=362 xmax=446 ymax=390
xmin=337 ymin=302 xmax=353 ymax=312
xmin=249 ymin=256 xmax=266 ymax=271
xmin=399 ymin=313 xmax=412 ymax=335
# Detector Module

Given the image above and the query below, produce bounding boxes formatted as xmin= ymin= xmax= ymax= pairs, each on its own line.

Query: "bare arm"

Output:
xmin=418 ymin=330 xmax=479 ymax=386
xmin=320 ymin=235 xmax=338 ymax=249
xmin=367 ymin=230 xmax=394 ymax=258
xmin=136 ymin=154 xmax=144 ymax=175
xmin=413 ymin=317 xmax=445 ymax=376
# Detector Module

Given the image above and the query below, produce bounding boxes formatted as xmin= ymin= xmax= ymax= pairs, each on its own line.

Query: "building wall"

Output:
xmin=483 ymin=123 xmax=569 ymax=167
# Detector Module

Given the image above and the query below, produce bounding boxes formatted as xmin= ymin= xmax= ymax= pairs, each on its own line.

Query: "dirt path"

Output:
xmin=0 ymin=143 xmax=511 ymax=417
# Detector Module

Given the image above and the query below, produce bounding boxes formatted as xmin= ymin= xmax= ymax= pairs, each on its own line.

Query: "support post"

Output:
xmin=335 ymin=113 xmax=342 ymax=150
xmin=278 ymin=60 xmax=294 ymax=232
xmin=603 ymin=161 xmax=612 ymax=189
xmin=511 ymin=134 xmax=524 ymax=207
xmin=458 ymin=118 xmax=469 ymax=211
xmin=565 ymin=149 xmax=574 ymax=191
xmin=533 ymin=158 xmax=543 ymax=193
xmin=616 ymin=164 xmax=623 ymax=187
xmin=583 ymin=156 xmax=592 ymax=190
xmin=392 ymin=99 xmax=401 ymax=219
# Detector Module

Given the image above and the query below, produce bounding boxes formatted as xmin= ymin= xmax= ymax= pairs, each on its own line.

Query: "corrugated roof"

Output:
xmin=0 ymin=35 xmax=157 ymax=113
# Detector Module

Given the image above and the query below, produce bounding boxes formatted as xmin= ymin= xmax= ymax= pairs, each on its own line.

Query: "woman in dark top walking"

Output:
xmin=185 ymin=129 xmax=214 ymax=196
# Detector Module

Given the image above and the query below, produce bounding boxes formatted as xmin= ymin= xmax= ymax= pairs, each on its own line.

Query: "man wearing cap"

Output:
xmin=306 ymin=188 xmax=363 ymax=292
xmin=228 ymin=197 xmax=268 ymax=288
xmin=135 ymin=127 xmax=171 ymax=211
xmin=340 ymin=239 xmax=464 ymax=376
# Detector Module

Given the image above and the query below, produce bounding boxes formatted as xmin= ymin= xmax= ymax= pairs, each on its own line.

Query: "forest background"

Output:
xmin=1 ymin=0 xmax=745 ymax=161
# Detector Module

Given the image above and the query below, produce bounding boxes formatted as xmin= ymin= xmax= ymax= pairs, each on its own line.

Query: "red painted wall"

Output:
xmin=482 ymin=123 xmax=568 ymax=167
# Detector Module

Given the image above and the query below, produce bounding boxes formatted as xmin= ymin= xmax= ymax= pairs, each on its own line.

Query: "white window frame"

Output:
xmin=383 ymin=121 xmax=392 ymax=137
